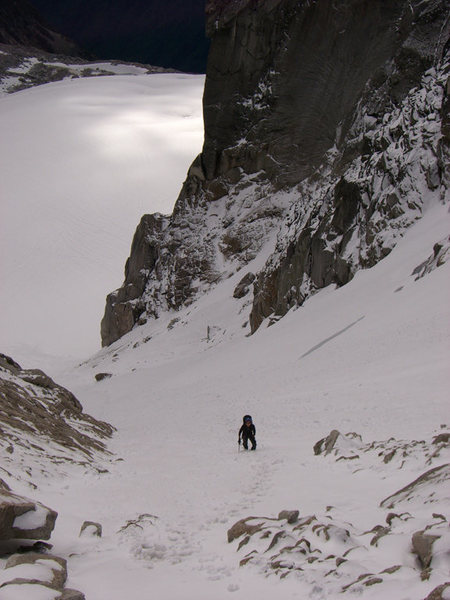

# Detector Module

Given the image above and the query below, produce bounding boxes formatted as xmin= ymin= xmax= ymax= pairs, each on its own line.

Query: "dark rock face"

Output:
xmin=101 ymin=0 xmax=449 ymax=346
xmin=204 ymin=0 xmax=408 ymax=183
xmin=0 ymin=0 xmax=84 ymax=56
xmin=101 ymin=213 xmax=170 ymax=346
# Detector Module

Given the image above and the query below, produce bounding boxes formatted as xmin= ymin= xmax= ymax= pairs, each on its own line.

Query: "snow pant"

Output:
xmin=242 ymin=432 xmax=256 ymax=450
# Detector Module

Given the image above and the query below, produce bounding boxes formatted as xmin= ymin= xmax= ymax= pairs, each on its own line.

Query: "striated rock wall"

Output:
xmin=101 ymin=0 xmax=449 ymax=346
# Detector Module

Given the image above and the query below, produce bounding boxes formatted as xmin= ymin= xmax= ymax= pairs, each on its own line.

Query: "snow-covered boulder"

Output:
xmin=0 ymin=553 xmax=86 ymax=599
xmin=0 ymin=485 xmax=57 ymax=541
xmin=1 ymin=553 xmax=67 ymax=589
xmin=79 ymin=521 xmax=102 ymax=538
xmin=313 ymin=430 xmax=361 ymax=457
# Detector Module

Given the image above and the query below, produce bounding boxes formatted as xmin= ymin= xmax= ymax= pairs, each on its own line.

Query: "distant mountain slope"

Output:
xmin=0 ymin=0 xmax=86 ymax=57
xmin=29 ymin=0 xmax=209 ymax=72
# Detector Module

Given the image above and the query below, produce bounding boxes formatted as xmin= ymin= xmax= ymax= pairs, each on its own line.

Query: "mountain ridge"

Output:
xmin=0 ymin=0 xmax=86 ymax=57
xmin=101 ymin=0 xmax=449 ymax=347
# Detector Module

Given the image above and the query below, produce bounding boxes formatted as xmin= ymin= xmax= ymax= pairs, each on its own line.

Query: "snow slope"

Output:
xmin=17 ymin=199 xmax=447 ymax=600
xmin=0 ymin=65 xmax=449 ymax=600
xmin=0 ymin=73 xmax=204 ymax=360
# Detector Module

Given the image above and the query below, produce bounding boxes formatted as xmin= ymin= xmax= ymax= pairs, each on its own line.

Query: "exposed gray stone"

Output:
xmin=433 ymin=432 xmax=450 ymax=444
xmin=5 ymin=553 xmax=67 ymax=590
xmin=412 ymin=530 xmax=440 ymax=569
xmin=227 ymin=517 xmax=266 ymax=543
xmin=79 ymin=521 xmax=102 ymax=537
xmin=0 ymin=354 xmax=115 ymax=472
xmin=424 ymin=582 xmax=450 ymax=600
xmin=0 ymin=489 xmax=57 ymax=541
xmin=94 ymin=372 xmax=112 ymax=382
xmin=313 ymin=430 xmax=341 ymax=456
xmin=233 ymin=272 xmax=255 ymax=299
xmin=278 ymin=510 xmax=299 ymax=524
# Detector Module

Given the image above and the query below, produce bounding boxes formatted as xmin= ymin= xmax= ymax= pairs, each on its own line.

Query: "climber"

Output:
xmin=238 ymin=414 xmax=257 ymax=450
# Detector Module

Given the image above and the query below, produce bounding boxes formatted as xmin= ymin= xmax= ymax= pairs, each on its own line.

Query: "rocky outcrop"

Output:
xmin=313 ymin=428 xmax=450 ymax=470
xmin=412 ymin=236 xmax=450 ymax=279
xmin=0 ymin=353 xmax=115 ymax=486
xmin=101 ymin=213 xmax=170 ymax=346
xmin=380 ymin=463 xmax=450 ymax=508
xmin=101 ymin=0 xmax=450 ymax=346
xmin=229 ymin=456 xmax=450 ymax=594
xmin=424 ymin=583 xmax=450 ymax=600
xmin=203 ymin=0 xmax=449 ymax=185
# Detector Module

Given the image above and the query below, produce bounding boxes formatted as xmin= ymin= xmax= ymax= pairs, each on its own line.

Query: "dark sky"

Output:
xmin=29 ymin=0 xmax=209 ymax=73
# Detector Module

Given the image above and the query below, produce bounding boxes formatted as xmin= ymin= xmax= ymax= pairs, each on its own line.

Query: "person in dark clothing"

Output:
xmin=238 ymin=414 xmax=257 ymax=450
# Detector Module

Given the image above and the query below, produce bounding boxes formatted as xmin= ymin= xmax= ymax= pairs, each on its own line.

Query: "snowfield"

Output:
xmin=0 ymin=73 xmax=449 ymax=599
xmin=0 ymin=73 xmax=204 ymax=360
xmin=7 ymin=200 xmax=447 ymax=600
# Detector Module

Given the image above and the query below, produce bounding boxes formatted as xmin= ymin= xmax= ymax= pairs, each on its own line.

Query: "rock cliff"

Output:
xmin=101 ymin=0 xmax=449 ymax=346
xmin=0 ymin=0 xmax=84 ymax=57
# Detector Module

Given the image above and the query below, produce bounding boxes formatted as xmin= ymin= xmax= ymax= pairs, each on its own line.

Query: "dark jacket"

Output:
xmin=238 ymin=422 xmax=256 ymax=441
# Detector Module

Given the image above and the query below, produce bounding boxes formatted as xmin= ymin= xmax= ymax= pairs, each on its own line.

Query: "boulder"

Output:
xmin=278 ymin=510 xmax=299 ymax=524
xmin=3 ymin=553 xmax=67 ymax=590
xmin=313 ymin=430 xmax=341 ymax=456
xmin=79 ymin=521 xmax=102 ymax=537
xmin=0 ymin=553 xmax=85 ymax=599
xmin=412 ymin=530 xmax=440 ymax=569
xmin=94 ymin=372 xmax=112 ymax=382
xmin=233 ymin=272 xmax=255 ymax=299
xmin=0 ymin=488 xmax=57 ymax=541
xmin=432 ymin=432 xmax=450 ymax=445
